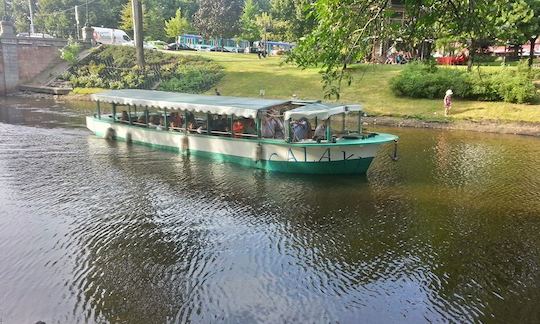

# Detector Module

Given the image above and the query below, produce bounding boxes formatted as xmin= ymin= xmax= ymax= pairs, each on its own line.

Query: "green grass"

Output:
xmin=165 ymin=50 xmax=540 ymax=123
xmin=71 ymin=87 xmax=105 ymax=95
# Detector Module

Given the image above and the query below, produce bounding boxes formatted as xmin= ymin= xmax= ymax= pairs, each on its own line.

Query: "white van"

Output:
xmin=87 ymin=27 xmax=131 ymax=45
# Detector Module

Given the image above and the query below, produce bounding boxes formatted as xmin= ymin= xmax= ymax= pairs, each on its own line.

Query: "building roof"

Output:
xmin=91 ymin=89 xmax=290 ymax=119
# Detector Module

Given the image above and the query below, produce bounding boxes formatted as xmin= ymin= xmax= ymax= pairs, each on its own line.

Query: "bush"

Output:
xmin=159 ymin=63 xmax=224 ymax=93
xmin=59 ymin=39 xmax=81 ymax=65
xmin=65 ymin=45 xmax=224 ymax=93
xmin=391 ymin=62 xmax=538 ymax=104
xmin=390 ymin=62 xmax=469 ymax=99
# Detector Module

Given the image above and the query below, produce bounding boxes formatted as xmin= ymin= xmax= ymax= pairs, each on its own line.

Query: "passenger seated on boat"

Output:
xmin=232 ymin=119 xmax=244 ymax=138
xmin=244 ymin=118 xmax=256 ymax=134
xmin=313 ymin=121 xmax=326 ymax=142
xmin=291 ymin=117 xmax=310 ymax=142
xmin=211 ymin=114 xmax=228 ymax=133
xmin=169 ymin=112 xmax=183 ymax=129
xmin=121 ymin=110 xmax=129 ymax=122
xmin=136 ymin=115 xmax=146 ymax=124
xmin=155 ymin=116 xmax=165 ymax=130
xmin=262 ymin=111 xmax=284 ymax=138
xmin=261 ymin=115 xmax=275 ymax=138
xmin=274 ymin=117 xmax=285 ymax=139
xmin=148 ymin=115 xmax=160 ymax=128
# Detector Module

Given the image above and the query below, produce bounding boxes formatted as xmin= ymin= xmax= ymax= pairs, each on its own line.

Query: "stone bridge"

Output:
xmin=0 ymin=21 xmax=68 ymax=95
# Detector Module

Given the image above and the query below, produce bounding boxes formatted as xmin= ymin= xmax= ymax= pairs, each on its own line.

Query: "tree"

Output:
xmin=177 ymin=0 xmax=198 ymax=24
xmin=240 ymin=0 xmax=260 ymax=42
xmin=255 ymin=11 xmax=271 ymax=42
xmin=269 ymin=0 xmax=315 ymax=42
xmin=193 ymin=0 xmax=243 ymax=40
xmin=289 ymin=0 xmax=392 ymax=98
xmin=398 ymin=0 xmax=440 ymax=60
xmin=499 ymin=0 xmax=540 ymax=67
xmin=164 ymin=8 xmax=189 ymax=41
xmin=438 ymin=0 xmax=503 ymax=71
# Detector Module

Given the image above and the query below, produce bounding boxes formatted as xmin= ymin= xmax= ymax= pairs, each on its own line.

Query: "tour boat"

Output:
xmin=87 ymin=89 xmax=398 ymax=174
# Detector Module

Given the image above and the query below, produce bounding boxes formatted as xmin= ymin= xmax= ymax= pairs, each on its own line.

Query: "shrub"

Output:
xmin=391 ymin=62 xmax=538 ymax=104
xmin=65 ymin=45 xmax=224 ymax=93
xmin=390 ymin=62 xmax=469 ymax=99
xmin=59 ymin=39 xmax=81 ymax=65
xmin=159 ymin=64 xmax=224 ymax=93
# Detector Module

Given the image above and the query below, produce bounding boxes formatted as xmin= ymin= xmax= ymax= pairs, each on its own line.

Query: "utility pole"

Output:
xmin=28 ymin=0 xmax=34 ymax=34
xmin=131 ymin=0 xmax=144 ymax=67
xmin=75 ymin=5 xmax=79 ymax=39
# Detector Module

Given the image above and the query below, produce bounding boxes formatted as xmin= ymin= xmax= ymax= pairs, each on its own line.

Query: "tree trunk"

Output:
xmin=132 ymin=0 xmax=145 ymax=68
xmin=529 ymin=36 xmax=537 ymax=68
xmin=467 ymin=38 xmax=474 ymax=72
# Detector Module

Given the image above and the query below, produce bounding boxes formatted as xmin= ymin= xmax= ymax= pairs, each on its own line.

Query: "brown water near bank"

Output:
xmin=365 ymin=116 xmax=540 ymax=137
xmin=0 ymin=96 xmax=540 ymax=323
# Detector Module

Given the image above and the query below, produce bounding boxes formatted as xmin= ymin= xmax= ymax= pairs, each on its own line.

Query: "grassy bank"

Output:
xmin=168 ymin=51 xmax=540 ymax=123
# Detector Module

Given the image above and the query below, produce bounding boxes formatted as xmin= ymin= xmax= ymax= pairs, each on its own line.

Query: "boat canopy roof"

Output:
xmin=91 ymin=89 xmax=290 ymax=119
xmin=284 ymin=103 xmax=362 ymax=121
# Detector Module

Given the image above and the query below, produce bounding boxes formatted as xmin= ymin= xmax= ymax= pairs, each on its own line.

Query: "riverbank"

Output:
xmin=363 ymin=116 xmax=540 ymax=137
xmin=10 ymin=90 xmax=540 ymax=137
xmin=168 ymin=51 xmax=540 ymax=123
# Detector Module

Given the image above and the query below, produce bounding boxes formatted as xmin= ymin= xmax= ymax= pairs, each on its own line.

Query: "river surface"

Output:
xmin=0 ymin=96 xmax=539 ymax=323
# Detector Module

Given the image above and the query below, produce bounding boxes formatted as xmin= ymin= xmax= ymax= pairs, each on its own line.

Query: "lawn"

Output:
xmin=168 ymin=50 xmax=540 ymax=123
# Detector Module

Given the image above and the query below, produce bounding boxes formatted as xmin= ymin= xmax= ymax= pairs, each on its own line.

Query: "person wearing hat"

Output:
xmin=444 ymin=89 xmax=453 ymax=116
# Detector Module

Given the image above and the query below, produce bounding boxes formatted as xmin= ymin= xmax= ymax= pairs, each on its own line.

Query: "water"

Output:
xmin=0 ymin=96 xmax=539 ymax=323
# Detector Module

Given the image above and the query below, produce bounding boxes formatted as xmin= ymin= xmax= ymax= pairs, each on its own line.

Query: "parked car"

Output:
xmin=193 ymin=44 xmax=212 ymax=51
xmin=209 ymin=46 xmax=231 ymax=52
xmin=88 ymin=27 xmax=131 ymax=45
xmin=244 ymin=47 xmax=258 ymax=54
xmin=165 ymin=43 xmax=196 ymax=51
xmin=121 ymin=40 xmax=157 ymax=50
xmin=148 ymin=40 xmax=167 ymax=49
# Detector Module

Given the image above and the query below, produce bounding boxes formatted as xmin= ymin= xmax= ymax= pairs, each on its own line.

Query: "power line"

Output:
xmin=34 ymin=0 xmax=99 ymax=17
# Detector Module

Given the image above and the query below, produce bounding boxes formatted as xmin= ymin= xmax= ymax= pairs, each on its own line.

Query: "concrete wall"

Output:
xmin=0 ymin=36 xmax=67 ymax=95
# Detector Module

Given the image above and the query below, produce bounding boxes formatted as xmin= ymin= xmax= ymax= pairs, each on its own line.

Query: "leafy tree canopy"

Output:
xmin=193 ymin=0 xmax=243 ymax=39
xmin=289 ymin=0 xmax=393 ymax=98
xmin=240 ymin=0 xmax=261 ymax=42
xmin=164 ymin=8 xmax=189 ymax=41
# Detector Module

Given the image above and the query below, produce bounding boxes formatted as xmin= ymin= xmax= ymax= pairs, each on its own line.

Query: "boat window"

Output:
xmin=187 ymin=111 xmax=208 ymax=134
xmin=329 ymin=112 xmax=363 ymax=139
xmin=209 ymin=114 xmax=231 ymax=136
xmin=232 ymin=117 xmax=257 ymax=139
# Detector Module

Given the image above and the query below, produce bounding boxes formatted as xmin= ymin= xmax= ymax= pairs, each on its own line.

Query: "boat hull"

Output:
xmin=87 ymin=117 xmax=395 ymax=175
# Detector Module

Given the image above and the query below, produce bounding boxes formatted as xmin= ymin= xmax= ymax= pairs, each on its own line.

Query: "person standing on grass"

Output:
xmin=444 ymin=89 xmax=453 ymax=116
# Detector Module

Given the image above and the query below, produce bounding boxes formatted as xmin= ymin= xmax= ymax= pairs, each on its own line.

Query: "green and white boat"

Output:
xmin=87 ymin=89 xmax=398 ymax=174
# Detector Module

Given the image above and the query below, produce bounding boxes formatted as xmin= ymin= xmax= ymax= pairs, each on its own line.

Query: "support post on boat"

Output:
xmin=86 ymin=89 xmax=398 ymax=175
xmin=96 ymin=101 xmax=101 ymax=119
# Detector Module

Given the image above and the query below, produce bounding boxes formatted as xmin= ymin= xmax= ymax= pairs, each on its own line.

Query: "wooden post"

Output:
xmin=144 ymin=108 xmax=149 ymax=127
xmin=326 ymin=116 xmax=331 ymax=141
xmin=164 ymin=108 xmax=168 ymax=130
xmin=112 ymin=103 xmax=117 ymax=122
xmin=128 ymin=105 xmax=132 ymax=125
xmin=96 ymin=101 xmax=101 ymax=119
xmin=256 ymin=114 xmax=261 ymax=138
xmin=358 ymin=112 xmax=362 ymax=134
xmin=230 ymin=115 xmax=235 ymax=137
